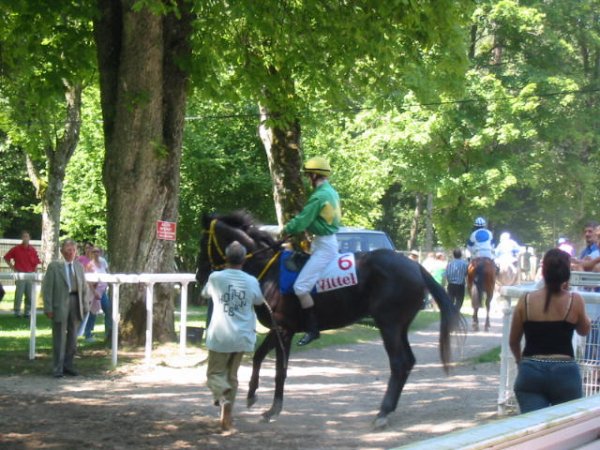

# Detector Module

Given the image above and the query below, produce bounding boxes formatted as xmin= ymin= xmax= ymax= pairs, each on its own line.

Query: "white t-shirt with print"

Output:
xmin=202 ymin=268 xmax=265 ymax=353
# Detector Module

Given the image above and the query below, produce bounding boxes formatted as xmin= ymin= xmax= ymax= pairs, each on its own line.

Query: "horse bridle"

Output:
xmin=203 ymin=219 xmax=282 ymax=280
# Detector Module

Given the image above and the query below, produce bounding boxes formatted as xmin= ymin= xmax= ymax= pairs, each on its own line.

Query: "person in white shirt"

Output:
xmin=201 ymin=241 xmax=266 ymax=431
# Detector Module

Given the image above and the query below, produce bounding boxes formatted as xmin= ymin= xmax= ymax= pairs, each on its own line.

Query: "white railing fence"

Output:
xmin=0 ymin=272 xmax=198 ymax=367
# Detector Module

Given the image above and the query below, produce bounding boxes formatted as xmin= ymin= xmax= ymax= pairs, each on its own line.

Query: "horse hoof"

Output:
xmin=373 ymin=416 xmax=388 ymax=430
xmin=259 ymin=413 xmax=272 ymax=423
xmin=472 ymin=324 xmax=479 ymax=332
xmin=247 ymin=395 xmax=257 ymax=409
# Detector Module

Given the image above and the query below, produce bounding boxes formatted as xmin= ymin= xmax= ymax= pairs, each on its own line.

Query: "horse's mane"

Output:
xmin=205 ymin=210 xmax=276 ymax=248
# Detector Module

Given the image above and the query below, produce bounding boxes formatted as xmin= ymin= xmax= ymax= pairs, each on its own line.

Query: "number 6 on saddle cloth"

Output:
xmin=279 ymin=250 xmax=358 ymax=294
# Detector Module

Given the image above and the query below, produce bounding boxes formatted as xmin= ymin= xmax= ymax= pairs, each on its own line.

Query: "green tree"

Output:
xmin=193 ymin=1 xmax=472 ymax=226
xmin=0 ymin=1 xmax=96 ymax=264
xmin=178 ymin=97 xmax=274 ymax=271
xmin=62 ymin=88 xmax=107 ymax=248
xmin=0 ymin=133 xmax=40 ymax=238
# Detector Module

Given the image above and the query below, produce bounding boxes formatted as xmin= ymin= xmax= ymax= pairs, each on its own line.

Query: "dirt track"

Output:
xmin=0 ymin=314 xmax=505 ymax=450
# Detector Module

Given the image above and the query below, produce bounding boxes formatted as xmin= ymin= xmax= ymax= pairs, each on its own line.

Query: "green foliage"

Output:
xmin=177 ymin=96 xmax=275 ymax=270
xmin=469 ymin=346 xmax=501 ymax=364
xmin=0 ymin=133 xmax=40 ymax=237
xmin=191 ymin=0 xmax=472 ymax=121
xmin=0 ymin=1 xmax=96 ymax=162
xmin=61 ymin=88 xmax=107 ymax=247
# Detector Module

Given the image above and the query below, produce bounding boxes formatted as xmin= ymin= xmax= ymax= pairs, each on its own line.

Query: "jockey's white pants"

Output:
xmin=294 ymin=234 xmax=339 ymax=307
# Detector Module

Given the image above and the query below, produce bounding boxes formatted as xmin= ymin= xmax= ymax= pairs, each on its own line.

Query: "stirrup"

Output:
xmin=297 ymin=331 xmax=320 ymax=346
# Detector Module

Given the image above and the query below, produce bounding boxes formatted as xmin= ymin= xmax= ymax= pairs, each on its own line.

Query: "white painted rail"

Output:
xmin=0 ymin=272 xmax=198 ymax=367
xmin=394 ymin=394 xmax=600 ymax=450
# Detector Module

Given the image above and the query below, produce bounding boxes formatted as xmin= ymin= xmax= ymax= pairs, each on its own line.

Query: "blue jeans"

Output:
xmin=514 ymin=358 xmax=582 ymax=413
xmin=84 ymin=291 xmax=112 ymax=339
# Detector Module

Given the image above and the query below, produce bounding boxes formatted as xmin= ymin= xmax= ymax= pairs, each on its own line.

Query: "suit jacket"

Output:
xmin=42 ymin=259 xmax=91 ymax=322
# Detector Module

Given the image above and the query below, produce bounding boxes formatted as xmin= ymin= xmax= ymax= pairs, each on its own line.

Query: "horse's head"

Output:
xmin=196 ymin=210 xmax=278 ymax=285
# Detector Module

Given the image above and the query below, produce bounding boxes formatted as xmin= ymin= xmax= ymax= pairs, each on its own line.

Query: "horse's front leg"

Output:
xmin=261 ymin=331 xmax=292 ymax=422
xmin=472 ymin=308 xmax=479 ymax=331
xmin=375 ymin=328 xmax=415 ymax=429
xmin=247 ymin=330 xmax=277 ymax=409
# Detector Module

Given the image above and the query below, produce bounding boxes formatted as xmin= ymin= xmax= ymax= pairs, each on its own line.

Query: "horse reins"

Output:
xmin=205 ymin=219 xmax=283 ymax=279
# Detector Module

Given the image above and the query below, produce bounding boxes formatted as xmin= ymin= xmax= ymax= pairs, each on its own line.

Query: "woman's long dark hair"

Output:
xmin=541 ymin=248 xmax=571 ymax=312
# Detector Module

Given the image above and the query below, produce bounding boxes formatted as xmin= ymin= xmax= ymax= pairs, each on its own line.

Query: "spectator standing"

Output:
xmin=445 ymin=249 xmax=469 ymax=310
xmin=83 ymin=247 xmax=111 ymax=343
xmin=76 ymin=241 xmax=95 ymax=338
xmin=78 ymin=241 xmax=94 ymax=268
xmin=557 ymin=237 xmax=575 ymax=257
xmin=201 ymin=241 xmax=265 ymax=431
xmin=509 ymin=249 xmax=591 ymax=413
xmin=432 ymin=252 xmax=447 ymax=287
xmin=42 ymin=238 xmax=91 ymax=378
xmin=408 ymin=250 xmax=419 ymax=262
xmin=572 ymin=221 xmax=599 ymax=271
xmin=3 ymin=230 xmax=41 ymax=318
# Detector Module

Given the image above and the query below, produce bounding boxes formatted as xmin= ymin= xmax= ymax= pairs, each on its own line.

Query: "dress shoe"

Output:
xmin=63 ymin=367 xmax=79 ymax=376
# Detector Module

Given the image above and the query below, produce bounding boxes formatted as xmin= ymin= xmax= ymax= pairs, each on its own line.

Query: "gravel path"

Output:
xmin=0 ymin=313 xmax=505 ymax=449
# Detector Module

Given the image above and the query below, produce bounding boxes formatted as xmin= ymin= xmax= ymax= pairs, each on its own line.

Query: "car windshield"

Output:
xmin=337 ymin=231 xmax=394 ymax=252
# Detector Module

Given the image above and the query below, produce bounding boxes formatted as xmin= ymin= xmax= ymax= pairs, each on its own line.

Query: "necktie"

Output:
xmin=68 ymin=263 xmax=77 ymax=293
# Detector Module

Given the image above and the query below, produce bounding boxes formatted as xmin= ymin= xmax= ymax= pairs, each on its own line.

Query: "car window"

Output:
xmin=337 ymin=231 xmax=394 ymax=252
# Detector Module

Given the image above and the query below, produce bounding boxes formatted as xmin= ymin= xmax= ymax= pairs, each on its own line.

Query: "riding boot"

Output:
xmin=297 ymin=306 xmax=320 ymax=346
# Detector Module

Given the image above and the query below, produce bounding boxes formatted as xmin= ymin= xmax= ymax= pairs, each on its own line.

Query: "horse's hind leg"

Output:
xmin=261 ymin=331 xmax=292 ymax=422
xmin=375 ymin=325 xmax=415 ymax=429
xmin=247 ymin=330 xmax=277 ymax=408
xmin=470 ymin=286 xmax=480 ymax=331
xmin=484 ymin=293 xmax=493 ymax=332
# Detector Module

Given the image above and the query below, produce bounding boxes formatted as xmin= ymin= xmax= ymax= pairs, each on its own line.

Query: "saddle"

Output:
xmin=283 ymin=251 xmax=310 ymax=273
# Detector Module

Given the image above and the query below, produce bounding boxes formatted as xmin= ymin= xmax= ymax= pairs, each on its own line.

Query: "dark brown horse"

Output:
xmin=466 ymin=257 xmax=496 ymax=331
xmin=196 ymin=211 xmax=465 ymax=428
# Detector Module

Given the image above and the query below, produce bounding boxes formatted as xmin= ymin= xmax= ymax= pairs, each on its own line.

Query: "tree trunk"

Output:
xmin=407 ymin=193 xmax=423 ymax=251
xmin=424 ymin=193 xmax=434 ymax=251
xmin=94 ymin=0 xmax=192 ymax=345
xmin=258 ymin=105 xmax=305 ymax=226
xmin=25 ymin=83 xmax=83 ymax=268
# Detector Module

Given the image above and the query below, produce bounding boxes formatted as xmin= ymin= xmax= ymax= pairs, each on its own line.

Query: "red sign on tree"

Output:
xmin=156 ymin=220 xmax=177 ymax=241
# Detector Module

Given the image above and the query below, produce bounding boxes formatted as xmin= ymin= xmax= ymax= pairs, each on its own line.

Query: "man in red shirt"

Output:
xmin=4 ymin=231 xmax=41 ymax=318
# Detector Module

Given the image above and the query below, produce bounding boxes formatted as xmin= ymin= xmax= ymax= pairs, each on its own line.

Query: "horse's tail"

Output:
xmin=420 ymin=266 xmax=466 ymax=373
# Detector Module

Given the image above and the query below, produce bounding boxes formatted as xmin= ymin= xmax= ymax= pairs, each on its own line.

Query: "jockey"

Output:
xmin=467 ymin=217 xmax=494 ymax=259
xmin=494 ymin=231 xmax=522 ymax=268
xmin=283 ymin=156 xmax=342 ymax=346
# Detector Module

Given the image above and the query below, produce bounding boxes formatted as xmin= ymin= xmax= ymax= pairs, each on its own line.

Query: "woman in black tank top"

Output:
xmin=509 ymin=249 xmax=591 ymax=413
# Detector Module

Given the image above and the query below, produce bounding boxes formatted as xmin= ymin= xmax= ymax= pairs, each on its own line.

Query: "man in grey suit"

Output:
xmin=43 ymin=238 xmax=91 ymax=378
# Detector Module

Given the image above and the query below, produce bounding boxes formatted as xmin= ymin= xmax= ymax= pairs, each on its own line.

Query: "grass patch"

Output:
xmin=0 ymin=313 xmax=120 ymax=376
xmin=0 ymin=300 xmax=443 ymax=375
xmin=470 ymin=346 xmax=501 ymax=364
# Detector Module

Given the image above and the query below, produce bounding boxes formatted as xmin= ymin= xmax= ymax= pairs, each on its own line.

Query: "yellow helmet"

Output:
xmin=303 ymin=156 xmax=331 ymax=176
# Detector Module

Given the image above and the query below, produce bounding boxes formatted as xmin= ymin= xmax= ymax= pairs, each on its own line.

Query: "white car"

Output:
xmin=259 ymin=225 xmax=396 ymax=252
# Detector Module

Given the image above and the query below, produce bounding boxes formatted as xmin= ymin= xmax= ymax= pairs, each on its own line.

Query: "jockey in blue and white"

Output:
xmin=467 ymin=217 xmax=494 ymax=259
